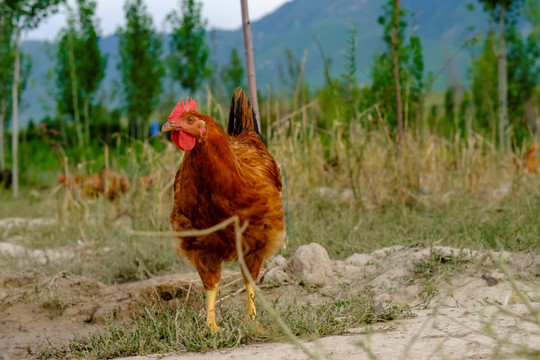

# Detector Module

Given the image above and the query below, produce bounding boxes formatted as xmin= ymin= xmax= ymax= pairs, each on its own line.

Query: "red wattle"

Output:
xmin=171 ymin=130 xmax=196 ymax=151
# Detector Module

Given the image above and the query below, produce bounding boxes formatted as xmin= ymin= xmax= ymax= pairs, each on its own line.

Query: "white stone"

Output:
xmin=287 ymin=243 xmax=334 ymax=287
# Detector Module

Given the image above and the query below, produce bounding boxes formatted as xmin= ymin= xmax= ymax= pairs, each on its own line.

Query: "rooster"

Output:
xmin=162 ymin=88 xmax=285 ymax=331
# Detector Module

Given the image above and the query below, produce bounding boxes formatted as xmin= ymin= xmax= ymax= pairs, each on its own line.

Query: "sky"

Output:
xmin=26 ymin=0 xmax=290 ymax=41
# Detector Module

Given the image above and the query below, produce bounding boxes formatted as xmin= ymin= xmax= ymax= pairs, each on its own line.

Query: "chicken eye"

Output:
xmin=187 ymin=117 xmax=195 ymax=124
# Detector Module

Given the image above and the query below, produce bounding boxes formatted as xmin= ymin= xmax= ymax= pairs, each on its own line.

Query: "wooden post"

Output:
xmin=240 ymin=0 xmax=261 ymax=131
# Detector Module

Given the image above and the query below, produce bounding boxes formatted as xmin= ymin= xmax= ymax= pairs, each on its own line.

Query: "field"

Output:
xmin=1 ymin=109 xmax=540 ymax=359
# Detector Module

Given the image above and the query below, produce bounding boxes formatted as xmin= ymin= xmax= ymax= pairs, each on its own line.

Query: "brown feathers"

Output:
xmin=166 ymin=88 xmax=285 ymax=330
xmin=168 ymin=88 xmax=285 ymax=288
xmin=525 ymin=144 xmax=540 ymax=174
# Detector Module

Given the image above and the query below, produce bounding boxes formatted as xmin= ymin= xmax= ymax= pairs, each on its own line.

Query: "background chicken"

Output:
xmin=524 ymin=143 xmax=540 ymax=174
xmin=162 ymin=88 xmax=285 ymax=331
xmin=59 ymin=167 xmax=130 ymax=200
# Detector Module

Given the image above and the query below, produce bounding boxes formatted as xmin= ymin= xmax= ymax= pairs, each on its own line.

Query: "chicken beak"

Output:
xmin=161 ymin=120 xmax=175 ymax=132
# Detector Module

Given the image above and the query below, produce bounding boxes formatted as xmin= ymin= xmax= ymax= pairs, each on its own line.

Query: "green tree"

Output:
xmin=367 ymin=0 xmax=424 ymax=131
xmin=478 ymin=0 xmax=524 ymax=149
xmin=167 ymin=0 xmax=210 ymax=93
xmin=76 ymin=0 xmax=106 ymax=145
xmin=4 ymin=0 xmax=63 ymax=198
xmin=458 ymin=91 xmax=472 ymax=138
xmin=470 ymin=8 xmax=539 ymax=145
xmin=523 ymin=0 xmax=540 ymax=42
xmin=506 ymin=21 xmax=539 ymax=143
xmin=117 ymin=0 xmax=164 ymax=139
xmin=0 ymin=8 xmax=16 ymax=171
xmin=54 ymin=0 xmax=105 ymax=149
xmin=341 ymin=25 xmax=361 ymax=124
xmin=444 ymin=86 xmax=456 ymax=132
xmin=221 ymin=47 xmax=245 ymax=95
xmin=0 ymin=14 xmax=30 ymax=171
xmin=54 ymin=11 xmax=84 ymax=148
xmin=471 ymin=28 xmax=498 ymax=131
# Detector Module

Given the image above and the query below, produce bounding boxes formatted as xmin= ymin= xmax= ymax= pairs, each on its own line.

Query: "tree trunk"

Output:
xmin=84 ymin=96 xmax=90 ymax=146
xmin=0 ymin=98 xmax=5 ymax=171
xmin=11 ymin=29 xmax=20 ymax=198
xmin=391 ymin=0 xmax=403 ymax=162
xmin=60 ymin=115 xmax=68 ymax=144
xmin=68 ymin=25 xmax=84 ymax=149
xmin=498 ymin=4 xmax=508 ymax=151
xmin=240 ymin=0 xmax=261 ymax=131
xmin=0 ymin=15 xmax=4 ymax=172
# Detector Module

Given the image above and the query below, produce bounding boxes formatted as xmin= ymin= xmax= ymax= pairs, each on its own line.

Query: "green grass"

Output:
xmin=1 ymin=175 xmax=539 ymax=284
xmin=39 ymin=288 xmax=413 ymax=359
xmin=286 ymin=188 xmax=540 ymax=259
xmin=0 ymin=185 xmax=190 ymax=284
xmin=0 ymin=187 xmax=54 ymax=218
xmin=405 ymin=248 xmax=471 ymax=307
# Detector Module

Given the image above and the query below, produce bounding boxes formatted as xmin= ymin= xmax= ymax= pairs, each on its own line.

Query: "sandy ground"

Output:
xmin=1 ymin=218 xmax=539 ymax=360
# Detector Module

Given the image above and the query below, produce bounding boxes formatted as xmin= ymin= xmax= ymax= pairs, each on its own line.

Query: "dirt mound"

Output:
xmin=1 ymin=244 xmax=539 ymax=359
xmin=260 ymin=244 xmax=540 ymax=308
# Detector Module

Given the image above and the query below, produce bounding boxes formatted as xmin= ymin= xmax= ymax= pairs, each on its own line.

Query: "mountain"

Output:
xmin=19 ymin=0 xmax=501 ymax=126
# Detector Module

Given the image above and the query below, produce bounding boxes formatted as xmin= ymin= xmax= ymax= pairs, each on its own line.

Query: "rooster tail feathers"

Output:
xmin=227 ymin=87 xmax=261 ymax=138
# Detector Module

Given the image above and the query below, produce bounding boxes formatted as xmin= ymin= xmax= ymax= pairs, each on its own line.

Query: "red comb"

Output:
xmin=168 ymin=97 xmax=197 ymax=123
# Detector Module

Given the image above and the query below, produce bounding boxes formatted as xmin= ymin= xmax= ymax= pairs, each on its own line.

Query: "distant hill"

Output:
xmin=19 ymin=0 xmax=502 ymax=126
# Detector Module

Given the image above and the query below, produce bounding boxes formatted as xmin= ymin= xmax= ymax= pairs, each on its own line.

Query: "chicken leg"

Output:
xmin=245 ymin=282 xmax=256 ymax=320
xmin=195 ymin=258 xmax=221 ymax=332
xmin=241 ymin=254 xmax=264 ymax=322
xmin=205 ymin=285 xmax=219 ymax=332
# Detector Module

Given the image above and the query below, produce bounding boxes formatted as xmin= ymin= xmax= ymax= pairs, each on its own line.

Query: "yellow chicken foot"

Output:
xmin=245 ymin=282 xmax=256 ymax=320
xmin=206 ymin=286 xmax=219 ymax=332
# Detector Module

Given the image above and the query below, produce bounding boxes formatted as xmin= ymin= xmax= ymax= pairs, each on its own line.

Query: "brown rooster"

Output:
xmin=162 ymin=88 xmax=285 ymax=331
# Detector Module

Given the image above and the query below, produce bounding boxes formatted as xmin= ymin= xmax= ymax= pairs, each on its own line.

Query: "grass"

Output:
xmin=1 ymin=178 xmax=538 ymax=285
xmin=286 ymin=186 xmax=540 ymax=259
xmin=39 ymin=288 xmax=413 ymax=359
xmin=1 ymin=170 xmax=539 ymax=283
xmin=406 ymin=248 xmax=471 ymax=307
